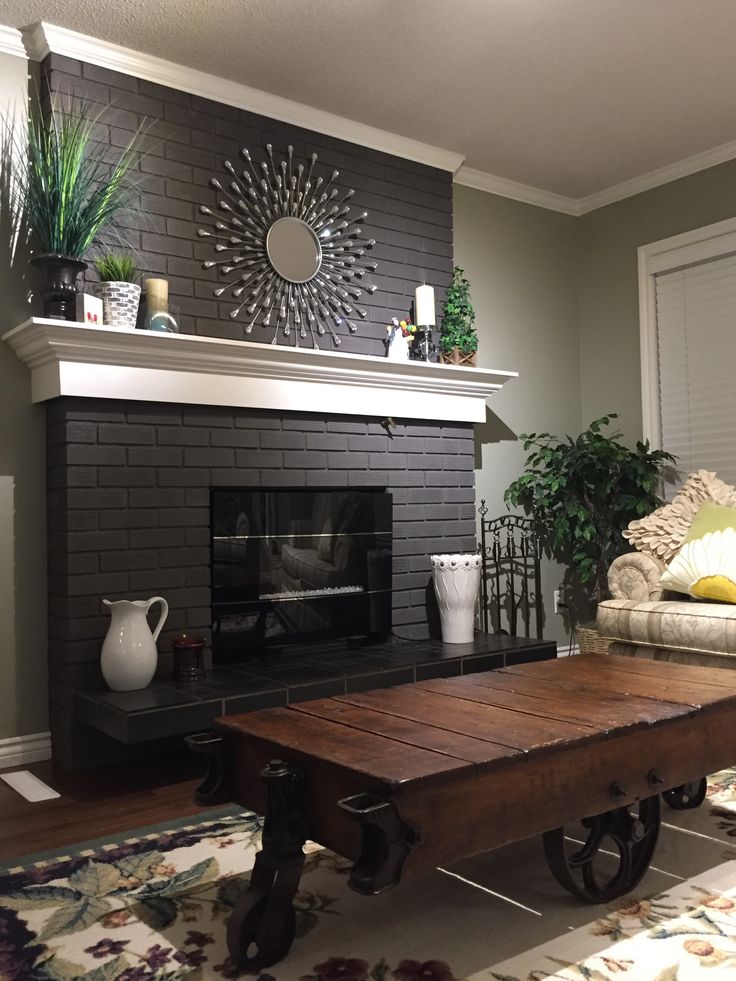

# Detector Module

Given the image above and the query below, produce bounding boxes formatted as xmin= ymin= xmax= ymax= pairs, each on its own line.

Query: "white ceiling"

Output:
xmin=3 ymin=0 xmax=736 ymax=200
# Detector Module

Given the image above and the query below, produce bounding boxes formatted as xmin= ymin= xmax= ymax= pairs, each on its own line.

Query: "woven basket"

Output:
xmin=575 ymin=624 xmax=611 ymax=656
xmin=440 ymin=347 xmax=477 ymax=367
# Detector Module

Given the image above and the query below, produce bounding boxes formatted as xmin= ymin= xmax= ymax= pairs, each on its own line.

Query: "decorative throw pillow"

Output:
xmin=659 ymin=502 xmax=736 ymax=603
xmin=624 ymin=470 xmax=736 ymax=564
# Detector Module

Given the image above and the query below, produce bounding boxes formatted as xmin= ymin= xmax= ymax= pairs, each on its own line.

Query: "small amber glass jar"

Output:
xmin=172 ymin=632 xmax=206 ymax=683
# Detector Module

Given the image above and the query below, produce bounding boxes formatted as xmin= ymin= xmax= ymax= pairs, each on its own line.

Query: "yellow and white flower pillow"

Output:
xmin=659 ymin=502 xmax=736 ymax=603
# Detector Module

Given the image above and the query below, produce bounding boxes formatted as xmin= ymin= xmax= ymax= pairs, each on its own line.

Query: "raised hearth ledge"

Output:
xmin=3 ymin=319 xmax=517 ymax=423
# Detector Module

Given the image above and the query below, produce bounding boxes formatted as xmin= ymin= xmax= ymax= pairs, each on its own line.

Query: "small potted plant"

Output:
xmin=93 ymin=253 xmax=141 ymax=329
xmin=10 ymin=102 xmax=144 ymax=320
xmin=504 ymin=415 xmax=676 ymax=649
xmin=440 ymin=266 xmax=478 ymax=366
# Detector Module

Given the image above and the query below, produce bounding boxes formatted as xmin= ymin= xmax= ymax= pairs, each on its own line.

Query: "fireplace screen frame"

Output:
xmin=210 ymin=485 xmax=393 ymax=658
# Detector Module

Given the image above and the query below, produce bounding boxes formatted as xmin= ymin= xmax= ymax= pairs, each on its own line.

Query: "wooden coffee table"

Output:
xmin=189 ymin=654 xmax=736 ymax=968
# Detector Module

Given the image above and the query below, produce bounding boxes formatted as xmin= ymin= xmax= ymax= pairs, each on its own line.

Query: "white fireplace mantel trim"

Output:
xmin=3 ymin=319 xmax=517 ymax=424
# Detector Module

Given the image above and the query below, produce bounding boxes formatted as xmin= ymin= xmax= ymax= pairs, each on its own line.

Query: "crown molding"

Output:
xmin=0 ymin=25 xmax=26 ymax=58
xmin=21 ymin=22 xmax=465 ymax=174
xmin=575 ymin=137 xmax=736 ymax=214
xmin=454 ymin=166 xmax=579 ymax=216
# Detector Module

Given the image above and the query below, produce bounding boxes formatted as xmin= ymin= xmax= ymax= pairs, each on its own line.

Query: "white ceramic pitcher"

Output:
xmin=101 ymin=597 xmax=169 ymax=691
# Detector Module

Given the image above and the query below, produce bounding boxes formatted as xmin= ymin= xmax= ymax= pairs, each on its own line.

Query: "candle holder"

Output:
xmin=172 ymin=632 xmax=206 ymax=683
xmin=409 ymin=327 xmax=436 ymax=362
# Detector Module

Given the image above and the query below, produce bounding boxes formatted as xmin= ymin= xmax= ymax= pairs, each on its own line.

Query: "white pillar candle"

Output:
xmin=414 ymin=284 xmax=436 ymax=327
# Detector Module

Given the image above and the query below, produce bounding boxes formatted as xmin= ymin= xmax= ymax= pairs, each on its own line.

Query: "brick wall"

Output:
xmin=41 ymin=55 xmax=453 ymax=356
xmin=47 ymin=398 xmax=476 ymax=768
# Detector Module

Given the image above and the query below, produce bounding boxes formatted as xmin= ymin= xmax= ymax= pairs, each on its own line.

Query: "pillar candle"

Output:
xmin=146 ymin=278 xmax=169 ymax=315
xmin=415 ymin=284 xmax=436 ymax=326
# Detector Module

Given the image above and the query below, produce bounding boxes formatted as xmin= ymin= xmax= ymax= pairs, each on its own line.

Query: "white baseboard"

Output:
xmin=556 ymin=642 xmax=580 ymax=657
xmin=0 ymin=731 xmax=52 ymax=769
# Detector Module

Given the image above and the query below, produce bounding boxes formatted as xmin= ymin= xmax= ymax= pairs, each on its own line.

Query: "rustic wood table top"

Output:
xmin=216 ymin=654 xmax=736 ymax=794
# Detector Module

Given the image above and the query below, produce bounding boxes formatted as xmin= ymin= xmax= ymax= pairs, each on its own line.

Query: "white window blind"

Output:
xmin=655 ymin=251 xmax=736 ymax=485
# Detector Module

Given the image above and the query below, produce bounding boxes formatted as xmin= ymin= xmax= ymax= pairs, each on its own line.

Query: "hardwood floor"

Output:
xmin=0 ymin=752 xmax=226 ymax=864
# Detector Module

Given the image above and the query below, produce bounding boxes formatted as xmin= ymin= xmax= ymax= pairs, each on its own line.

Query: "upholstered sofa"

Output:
xmin=596 ymin=470 xmax=736 ymax=670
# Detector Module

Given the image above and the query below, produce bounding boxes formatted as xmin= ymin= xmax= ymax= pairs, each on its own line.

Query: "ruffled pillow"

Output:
xmin=624 ymin=470 xmax=736 ymax=564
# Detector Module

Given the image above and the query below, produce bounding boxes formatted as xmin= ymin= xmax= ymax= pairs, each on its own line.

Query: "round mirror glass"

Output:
xmin=266 ymin=217 xmax=322 ymax=283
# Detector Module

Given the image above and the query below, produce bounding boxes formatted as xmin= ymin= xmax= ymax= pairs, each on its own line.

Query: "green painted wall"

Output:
xmin=453 ymin=185 xmax=580 ymax=645
xmin=578 ymin=160 xmax=736 ymax=441
xmin=0 ymin=50 xmax=48 ymax=742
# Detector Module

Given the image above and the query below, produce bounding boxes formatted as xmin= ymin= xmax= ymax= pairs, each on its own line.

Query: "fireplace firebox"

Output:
xmin=211 ymin=488 xmax=392 ymax=657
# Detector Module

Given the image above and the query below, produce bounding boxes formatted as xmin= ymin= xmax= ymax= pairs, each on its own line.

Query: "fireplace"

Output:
xmin=211 ymin=487 xmax=392 ymax=657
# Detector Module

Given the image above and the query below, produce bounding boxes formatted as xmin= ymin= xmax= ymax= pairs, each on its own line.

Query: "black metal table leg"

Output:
xmin=338 ymin=793 xmax=422 ymax=894
xmin=662 ymin=777 xmax=708 ymax=810
xmin=185 ymin=731 xmax=227 ymax=806
xmin=227 ymin=760 xmax=308 ymax=969
xmin=543 ymin=795 xmax=661 ymax=902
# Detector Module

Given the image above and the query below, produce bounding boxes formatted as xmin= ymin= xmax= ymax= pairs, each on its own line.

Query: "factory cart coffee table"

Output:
xmin=189 ymin=654 xmax=736 ymax=968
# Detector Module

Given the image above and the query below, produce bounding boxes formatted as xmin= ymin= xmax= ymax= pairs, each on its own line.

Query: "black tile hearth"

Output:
xmin=74 ymin=634 xmax=556 ymax=744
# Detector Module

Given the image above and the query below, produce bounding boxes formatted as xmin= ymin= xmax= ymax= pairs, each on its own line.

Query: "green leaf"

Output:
xmin=132 ymin=895 xmax=178 ymax=929
xmin=69 ymin=860 xmax=122 ymax=897
xmin=134 ymin=857 xmax=218 ymax=897
xmin=37 ymin=955 xmax=90 ymax=981
xmin=114 ymin=850 xmax=165 ymax=880
xmin=0 ymin=885 xmax=82 ymax=909
xmin=216 ymin=875 xmax=249 ymax=909
xmin=80 ymin=957 xmax=131 ymax=981
xmin=37 ymin=896 xmax=111 ymax=941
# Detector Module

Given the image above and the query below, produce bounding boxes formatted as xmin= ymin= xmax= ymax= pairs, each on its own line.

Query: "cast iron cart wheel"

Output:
xmin=543 ymin=795 xmax=661 ymax=902
xmin=662 ymin=777 xmax=708 ymax=811
xmin=226 ymin=888 xmax=297 ymax=969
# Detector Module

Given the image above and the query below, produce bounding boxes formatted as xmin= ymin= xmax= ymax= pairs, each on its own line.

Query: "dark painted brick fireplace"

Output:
xmin=47 ymin=399 xmax=477 ymax=768
xmin=39 ymin=48 xmax=477 ymax=768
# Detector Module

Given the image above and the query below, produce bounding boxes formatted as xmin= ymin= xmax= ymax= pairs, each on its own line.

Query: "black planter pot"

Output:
xmin=31 ymin=253 xmax=88 ymax=321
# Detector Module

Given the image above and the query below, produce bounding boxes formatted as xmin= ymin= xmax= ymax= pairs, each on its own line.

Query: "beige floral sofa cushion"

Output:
xmin=598 ymin=599 xmax=736 ymax=657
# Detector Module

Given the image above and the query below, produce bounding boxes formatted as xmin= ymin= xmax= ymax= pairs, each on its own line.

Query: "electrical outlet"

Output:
xmin=553 ymin=589 xmax=562 ymax=615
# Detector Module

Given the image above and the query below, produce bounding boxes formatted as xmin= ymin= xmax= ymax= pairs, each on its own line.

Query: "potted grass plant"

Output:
xmin=440 ymin=266 xmax=478 ymax=366
xmin=504 ymin=415 xmax=676 ymax=649
xmin=14 ymin=102 xmax=144 ymax=320
xmin=93 ymin=252 xmax=140 ymax=329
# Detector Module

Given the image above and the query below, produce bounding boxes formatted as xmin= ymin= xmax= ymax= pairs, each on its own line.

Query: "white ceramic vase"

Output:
xmin=431 ymin=553 xmax=481 ymax=643
xmin=101 ymin=596 xmax=169 ymax=691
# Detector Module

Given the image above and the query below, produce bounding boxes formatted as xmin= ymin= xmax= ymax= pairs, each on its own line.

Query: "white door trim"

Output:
xmin=637 ymin=216 xmax=736 ymax=447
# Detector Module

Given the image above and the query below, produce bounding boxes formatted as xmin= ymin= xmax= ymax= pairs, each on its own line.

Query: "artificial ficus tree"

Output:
xmin=504 ymin=415 xmax=677 ymax=622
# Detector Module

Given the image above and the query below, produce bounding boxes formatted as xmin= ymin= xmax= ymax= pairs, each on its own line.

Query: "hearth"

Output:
xmin=211 ymin=487 xmax=392 ymax=657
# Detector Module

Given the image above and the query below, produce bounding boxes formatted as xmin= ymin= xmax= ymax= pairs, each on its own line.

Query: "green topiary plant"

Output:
xmin=504 ymin=415 xmax=677 ymax=622
xmin=440 ymin=266 xmax=477 ymax=354
xmin=95 ymin=252 xmax=137 ymax=282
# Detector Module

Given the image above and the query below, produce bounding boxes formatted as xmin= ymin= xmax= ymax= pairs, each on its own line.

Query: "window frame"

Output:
xmin=638 ymin=216 xmax=736 ymax=449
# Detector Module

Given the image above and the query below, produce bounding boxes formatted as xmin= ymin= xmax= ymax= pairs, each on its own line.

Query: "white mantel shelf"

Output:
xmin=3 ymin=319 xmax=517 ymax=423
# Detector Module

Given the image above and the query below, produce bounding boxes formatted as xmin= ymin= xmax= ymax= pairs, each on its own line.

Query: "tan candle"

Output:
xmin=145 ymin=278 xmax=169 ymax=315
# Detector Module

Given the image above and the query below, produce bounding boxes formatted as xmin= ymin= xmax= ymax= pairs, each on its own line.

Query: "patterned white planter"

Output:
xmin=94 ymin=281 xmax=141 ymax=329
xmin=431 ymin=553 xmax=481 ymax=643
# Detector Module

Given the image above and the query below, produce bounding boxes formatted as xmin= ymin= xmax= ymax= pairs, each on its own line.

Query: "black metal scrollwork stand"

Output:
xmin=226 ymin=760 xmax=308 ymax=969
xmin=543 ymin=795 xmax=661 ymax=902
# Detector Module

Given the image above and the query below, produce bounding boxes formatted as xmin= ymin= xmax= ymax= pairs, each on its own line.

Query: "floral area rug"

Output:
xmin=2 ymin=771 xmax=736 ymax=981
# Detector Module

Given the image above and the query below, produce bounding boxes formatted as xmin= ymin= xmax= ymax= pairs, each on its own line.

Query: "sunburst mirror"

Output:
xmin=197 ymin=144 xmax=378 ymax=348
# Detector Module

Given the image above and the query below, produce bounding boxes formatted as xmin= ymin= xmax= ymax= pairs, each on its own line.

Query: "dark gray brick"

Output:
xmin=260 ymin=431 xmax=305 ymax=450
xmin=99 ymin=424 xmax=155 ymax=445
